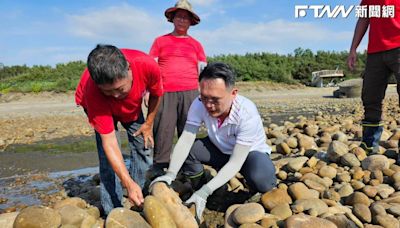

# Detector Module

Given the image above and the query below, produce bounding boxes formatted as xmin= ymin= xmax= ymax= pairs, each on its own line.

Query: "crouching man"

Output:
xmin=150 ymin=62 xmax=276 ymax=221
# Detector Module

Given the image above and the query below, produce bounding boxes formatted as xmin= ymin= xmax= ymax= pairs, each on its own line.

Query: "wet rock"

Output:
xmin=232 ymin=203 xmax=265 ymax=224
xmin=143 ymin=195 xmax=176 ymax=228
xmin=261 ymin=188 xmax=292 ymax=210
xmin=270 ymin=203 xmax=292 ymax=220
xmin=285 ymin=214 xmax=337 ymax=228
xmin=0 ymin=212 xmax=18 ymax=228
xmin=361 ymin=155 xmax=390 ymax=171
xmin=375 ymin=214 xmax=399 ymax=228
xmin=352 ymin=203 xmax=371 ymax=223
xmin=13 ymin=206 xmax=62 ymax=228
xmin=327 ymin=141 xmax=349 ymax=162
xmin=341 ymin=153 xmax=361 ymax=167
xmin=57 ymin=204 xmax=88 ymax=226
xmin=106 ymin=208 xmax=151 ymax=228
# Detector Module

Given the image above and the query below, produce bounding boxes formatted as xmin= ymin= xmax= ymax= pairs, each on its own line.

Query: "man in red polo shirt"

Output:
xmin=75 ymin=44 xmax=162 ymax=214
xmin=347 ymin=0 xmax=400 ymax=154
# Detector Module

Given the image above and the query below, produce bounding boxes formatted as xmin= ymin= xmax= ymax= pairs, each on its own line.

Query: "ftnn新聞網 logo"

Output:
xmin=295 ymin=5 xmax=395 ymax=18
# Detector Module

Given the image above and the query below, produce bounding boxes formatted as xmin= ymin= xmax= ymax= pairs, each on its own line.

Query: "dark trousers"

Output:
xmin=153 ymin=89 xmax=199 ymax=164
xmin=182 ymin=137 xmax=277 ymax=193
xmin=362 ymin=47 xmax=400 ymax=123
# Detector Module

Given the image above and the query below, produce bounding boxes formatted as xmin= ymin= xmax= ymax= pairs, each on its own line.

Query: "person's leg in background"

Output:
xmin=176 ymin=89 xmax=199 ymax=137
xmin=152 ymin=92 xmax=178 ymax=173
xmin=361 ymin=51 xmax=391 ymax=154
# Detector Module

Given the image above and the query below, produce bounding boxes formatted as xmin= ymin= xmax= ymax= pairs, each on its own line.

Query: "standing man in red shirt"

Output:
xmin=347 ymin=0 xmax=400 ymax=154
xmin=75 ymin=44 xmax=162 ymax=214
xmin=149 ymin=0 xmax=207 ymax=172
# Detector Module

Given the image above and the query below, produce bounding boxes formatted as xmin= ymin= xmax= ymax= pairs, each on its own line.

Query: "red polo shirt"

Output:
xmin=75 ymin=49 xmax=163 ymax=134
xmin=361 ymin=0 xmax=400 ymax=53
xmin=149 ymin=33 xmax=206 ymax=92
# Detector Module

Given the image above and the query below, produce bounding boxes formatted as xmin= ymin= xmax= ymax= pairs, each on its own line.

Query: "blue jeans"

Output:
xmin=95 ymin=112 xmax=153 ymax=215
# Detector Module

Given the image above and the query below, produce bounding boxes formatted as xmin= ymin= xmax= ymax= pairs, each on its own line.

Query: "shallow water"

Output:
xmin=0 ymin=166 xmax=98 ymax=211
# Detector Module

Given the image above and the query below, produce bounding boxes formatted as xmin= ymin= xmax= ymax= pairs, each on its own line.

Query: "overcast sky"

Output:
xmin=0 ymin=0 xmax=366 ymax=66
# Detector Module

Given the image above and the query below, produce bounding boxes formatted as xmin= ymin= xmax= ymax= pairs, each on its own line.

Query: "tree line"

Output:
xmin=0 ymin=48 xmax=367 ymax=93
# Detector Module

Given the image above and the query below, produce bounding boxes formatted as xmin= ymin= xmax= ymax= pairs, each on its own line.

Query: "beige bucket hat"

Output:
xmin=165 ymin=0 xmax=200 ymax=25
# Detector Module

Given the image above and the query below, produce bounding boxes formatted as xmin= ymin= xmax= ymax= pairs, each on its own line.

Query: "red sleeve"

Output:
xmin=143 ymin=58 xmax=163 ymax=97
xmin=84 ymin=79 xmax=115 ymax=134
xmin=75 ymin=69 xmax=89 ymax=106
xmin=196 ymin=42 xmax=207 ymax=62
xmin=149 ymin=38 xmax=159 ymax=58
xmin=360 ymin=0 xmax=368 ymax=5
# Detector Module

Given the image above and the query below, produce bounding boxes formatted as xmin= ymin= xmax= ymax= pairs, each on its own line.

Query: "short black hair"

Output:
xmin=199 ymin=62 xmax=236 ymax=88
xmin=87 ymin=44 xmax=128 ymax=85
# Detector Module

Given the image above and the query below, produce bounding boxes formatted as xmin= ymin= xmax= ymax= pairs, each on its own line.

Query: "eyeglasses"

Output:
xmin=198 ymin=95 xmax=223 ymax=105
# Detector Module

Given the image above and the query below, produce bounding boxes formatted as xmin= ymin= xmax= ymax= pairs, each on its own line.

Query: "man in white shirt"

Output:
xmin=150 ymin=62 xmax=276 ymax=221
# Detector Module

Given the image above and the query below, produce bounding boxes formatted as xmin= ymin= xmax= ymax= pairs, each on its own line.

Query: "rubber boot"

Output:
xmin=360 ymin=122 xmax=383 ymax=155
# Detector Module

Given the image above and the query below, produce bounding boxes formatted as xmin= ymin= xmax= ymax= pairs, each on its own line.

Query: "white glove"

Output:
xmin=184 ymin=185 xmax=212 ymax=223
xmin=149 ymin=172 xmax=176 ymax=191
